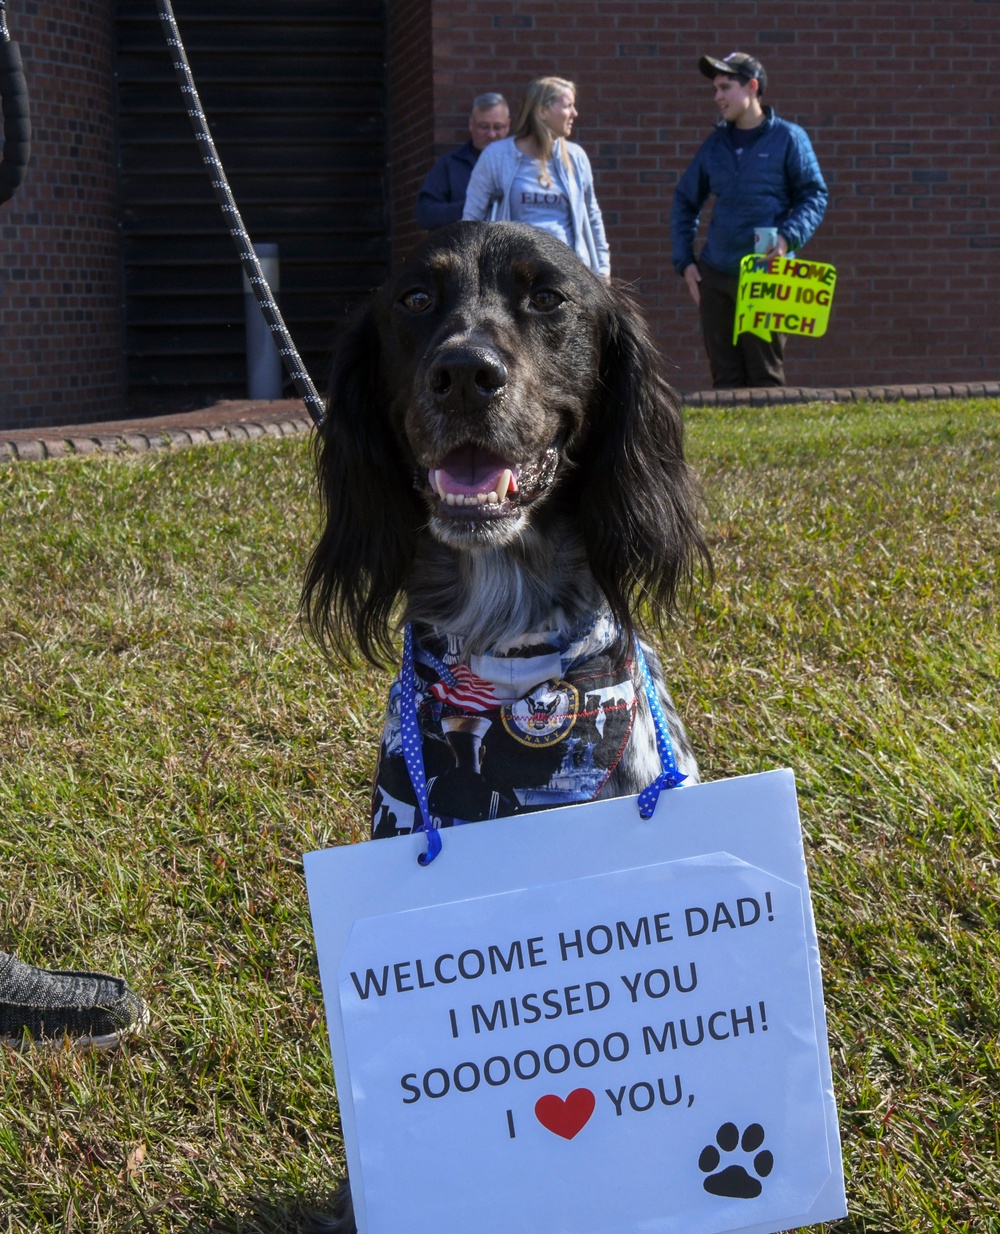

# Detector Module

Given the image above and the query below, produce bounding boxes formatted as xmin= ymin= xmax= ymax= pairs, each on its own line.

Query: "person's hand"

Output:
xmin=764 ymin=234 xmax=790 ymax=259
xmin=683 ymin=263 xmax=701 ymax=306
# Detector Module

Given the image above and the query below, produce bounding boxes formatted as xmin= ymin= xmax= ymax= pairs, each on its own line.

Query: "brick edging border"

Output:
xmin=0 ymin=414 xmax=314 ymax=464
xmin=681 ymin=381 xmax=1000 ymax=407
xmin=2 ymin=381 xmax=999 ymax=463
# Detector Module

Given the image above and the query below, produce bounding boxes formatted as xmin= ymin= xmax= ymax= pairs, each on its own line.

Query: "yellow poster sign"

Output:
xmin=734 ymin=254 xmax=837 ymax=344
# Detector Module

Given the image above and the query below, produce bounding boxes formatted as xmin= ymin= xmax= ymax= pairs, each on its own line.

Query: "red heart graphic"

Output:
xmin=534 ymin=1088 xmax=596 ymax=1140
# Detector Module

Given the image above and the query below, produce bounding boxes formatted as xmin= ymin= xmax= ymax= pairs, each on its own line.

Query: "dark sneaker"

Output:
xmin=0 ymin=951 xmax=149 ymax=1048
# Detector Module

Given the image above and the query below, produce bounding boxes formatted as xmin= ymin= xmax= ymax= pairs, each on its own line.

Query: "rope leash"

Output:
xmin=154 ymin=0 xmax=326 ymax=427
xmin=0 ymin=0 xmax=31 ymax=207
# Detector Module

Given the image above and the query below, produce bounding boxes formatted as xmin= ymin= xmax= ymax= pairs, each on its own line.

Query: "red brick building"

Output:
xmin=0 ymin=1 xmax=125 ymax=429
xmin=2 ymin=1 xmax=998 ymax=429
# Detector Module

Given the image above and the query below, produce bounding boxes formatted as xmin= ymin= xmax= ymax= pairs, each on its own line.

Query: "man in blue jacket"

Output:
xmin=416 ymin=92 xmax=510 ymax=230
xmin=671 ymin=53 xmax=828 ymax=388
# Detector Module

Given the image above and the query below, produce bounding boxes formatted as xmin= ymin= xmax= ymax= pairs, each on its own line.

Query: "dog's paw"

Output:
xmin=698 ymin=1121 xmax=773 ymax=1198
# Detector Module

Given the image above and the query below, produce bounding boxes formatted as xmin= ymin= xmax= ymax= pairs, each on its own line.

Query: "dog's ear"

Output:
xmin=301 ymin=303 xmax=420 ymax=665
xmin=578 ymin=284 xmax=710 ymax=650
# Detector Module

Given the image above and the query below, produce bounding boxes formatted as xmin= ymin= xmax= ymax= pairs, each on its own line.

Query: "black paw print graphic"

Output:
xmin=698 ymin=1121 xmax=773 ymax=1198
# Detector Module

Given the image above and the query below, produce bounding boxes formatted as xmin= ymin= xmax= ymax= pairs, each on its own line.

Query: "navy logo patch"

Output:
xmin=500 ymin=679 xmax=579 ymax=747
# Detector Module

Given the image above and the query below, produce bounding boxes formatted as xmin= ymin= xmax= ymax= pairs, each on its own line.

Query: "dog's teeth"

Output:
xmin=436 ymin=473 xmax=511 ymax=509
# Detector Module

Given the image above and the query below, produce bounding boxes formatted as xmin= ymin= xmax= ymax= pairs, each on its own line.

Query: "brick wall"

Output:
xmin=0 ymin=0 xmax=126 ymax=430
xmin=387 ymin=0 xmax=435 ymax=265
xmin=390 ymin=1 xmax=1000 ymax=392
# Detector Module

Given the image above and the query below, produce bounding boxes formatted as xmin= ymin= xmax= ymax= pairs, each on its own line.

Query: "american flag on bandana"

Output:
xmin=429 ymin=663 xmax=504 ymax=711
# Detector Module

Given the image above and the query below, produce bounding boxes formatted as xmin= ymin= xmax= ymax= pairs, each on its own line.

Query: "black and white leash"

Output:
xmin=0 ymin=0 xmax=31 ymax=207
xmin=154 ymin=0 xmax=326 ymax=427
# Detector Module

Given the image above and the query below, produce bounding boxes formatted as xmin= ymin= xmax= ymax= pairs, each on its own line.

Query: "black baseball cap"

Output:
xmin=698 ymin=52 xmax=767 ymax=92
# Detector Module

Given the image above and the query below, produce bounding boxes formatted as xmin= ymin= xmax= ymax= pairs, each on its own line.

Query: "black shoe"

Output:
xmin=0 ymin=951 xmax=149 ymax=1048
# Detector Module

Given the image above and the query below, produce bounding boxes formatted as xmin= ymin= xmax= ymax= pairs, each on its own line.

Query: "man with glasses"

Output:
xmin=416 ymin=92 xmax=510 ymax=230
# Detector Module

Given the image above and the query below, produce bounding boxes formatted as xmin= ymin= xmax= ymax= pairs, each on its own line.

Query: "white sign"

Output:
xmin=305 ymin=769 xmax=846 ymax=1234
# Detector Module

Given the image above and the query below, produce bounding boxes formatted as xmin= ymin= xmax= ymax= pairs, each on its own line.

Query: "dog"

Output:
xmin=301 ymin=221 xmax=709 ymax=1231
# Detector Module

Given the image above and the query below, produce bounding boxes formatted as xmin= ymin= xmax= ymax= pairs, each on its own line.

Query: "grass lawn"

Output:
xmin=0 ymin=398 xmax=997 ymax=1232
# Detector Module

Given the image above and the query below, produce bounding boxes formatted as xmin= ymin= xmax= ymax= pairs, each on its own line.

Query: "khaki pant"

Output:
xmin=698 ymin=260 xmax=786 ymax=389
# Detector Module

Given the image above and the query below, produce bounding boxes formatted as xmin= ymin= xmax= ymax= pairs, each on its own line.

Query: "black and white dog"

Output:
xmin=302 ymin=221 xmax=709 ymax=1230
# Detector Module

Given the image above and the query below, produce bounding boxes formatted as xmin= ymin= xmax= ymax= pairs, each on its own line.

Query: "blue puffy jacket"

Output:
xmin=671 ymin=107 xmax=828 ymax=276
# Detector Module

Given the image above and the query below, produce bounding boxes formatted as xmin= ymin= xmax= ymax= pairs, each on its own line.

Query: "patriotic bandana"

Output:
xmin=372 ymin=611 xmax=642 ymax=839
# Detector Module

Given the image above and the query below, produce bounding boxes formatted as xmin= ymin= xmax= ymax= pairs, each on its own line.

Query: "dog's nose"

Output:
xmin=426 ymin=346 xmax=508 ymax=407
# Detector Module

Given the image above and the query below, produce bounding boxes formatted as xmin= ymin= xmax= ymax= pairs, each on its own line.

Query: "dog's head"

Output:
xmin=304 ymin=222 xmax=708 ymax=663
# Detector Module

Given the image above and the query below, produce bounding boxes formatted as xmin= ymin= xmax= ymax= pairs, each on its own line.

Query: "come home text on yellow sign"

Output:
xmin=734 ymin=254 xmax=837 ymax=344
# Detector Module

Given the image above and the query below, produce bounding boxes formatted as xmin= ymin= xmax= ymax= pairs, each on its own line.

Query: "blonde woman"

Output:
xmin=462 ymin=76 xmax=610 ymax=279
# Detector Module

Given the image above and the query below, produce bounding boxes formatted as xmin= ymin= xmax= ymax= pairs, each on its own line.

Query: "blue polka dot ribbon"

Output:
xmin=414 ymin=641 xmax=458 ymax=690
xmin=400 ymin=624 xmax=442 ymax=865
xmin=633 ymin=635 xmax=687 ymax=819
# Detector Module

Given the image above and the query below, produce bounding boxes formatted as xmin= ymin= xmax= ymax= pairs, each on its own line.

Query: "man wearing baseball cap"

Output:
xmin=670 ymin=52 xmax=828 ymax=388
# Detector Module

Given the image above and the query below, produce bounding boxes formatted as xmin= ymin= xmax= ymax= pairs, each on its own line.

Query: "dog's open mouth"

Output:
xmin=425 ymin=444 xmax=558 ymax=519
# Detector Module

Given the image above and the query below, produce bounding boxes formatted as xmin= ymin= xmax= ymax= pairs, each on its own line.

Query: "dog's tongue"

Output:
xmin=435 ymin=446 xmax=517 ymax=499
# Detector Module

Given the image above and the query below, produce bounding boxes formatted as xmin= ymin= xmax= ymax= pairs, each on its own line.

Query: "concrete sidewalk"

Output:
xmin=2 ymin=382 xmax=998 ymax=463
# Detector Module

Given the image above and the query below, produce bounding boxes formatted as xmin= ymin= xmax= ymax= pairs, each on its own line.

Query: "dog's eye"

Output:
xmin=528 ymin=288 xmax=565 ymax=312
xmin=399 ymin=289 xmax=434 ymax=314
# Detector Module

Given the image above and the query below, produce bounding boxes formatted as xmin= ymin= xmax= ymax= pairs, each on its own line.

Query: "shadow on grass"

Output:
xmin=178 ymin=1187 xmax=349 ymax=1234
xmin=180 ymin=1195 xmax=902 ymax=1234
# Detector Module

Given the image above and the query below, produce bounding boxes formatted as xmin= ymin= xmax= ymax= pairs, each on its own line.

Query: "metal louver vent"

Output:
xmin=115 ymin=1 xmax=388 ymax=397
